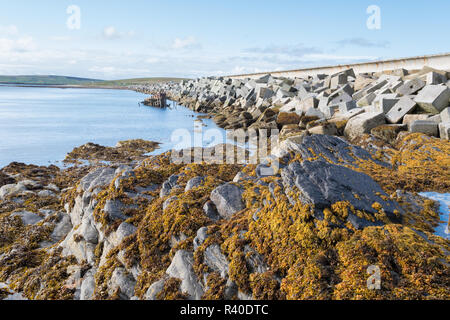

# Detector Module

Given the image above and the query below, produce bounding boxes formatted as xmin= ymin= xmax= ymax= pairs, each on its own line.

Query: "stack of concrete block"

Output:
xmin=131 ymin=66 xmax=450 ymax=141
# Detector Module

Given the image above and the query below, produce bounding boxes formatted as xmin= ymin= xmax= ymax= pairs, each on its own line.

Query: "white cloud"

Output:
xmin=145 ymin=57 xmax=160 ymax=64
xmin=102 ymin=26 xmax=135 ymax=40
xmin=172 ymin=36 xmax=200 ymax=50
xmin=0 ymin=25 xmax=19 ymax=36
xmin=0 ymin=36 xmax=36 ymax=53
xmin=50 ymin=36 xmax=72 ymax=42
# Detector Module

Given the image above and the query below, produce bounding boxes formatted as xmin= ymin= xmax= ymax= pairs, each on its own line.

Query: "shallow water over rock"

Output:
xmin=0 ymin=86 xmax=226 ymax=168
xmin=420 ymin=192 xmax=450 ymax=239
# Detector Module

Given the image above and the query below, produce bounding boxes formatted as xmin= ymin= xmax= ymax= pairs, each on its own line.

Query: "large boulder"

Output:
xmin=281 ymin=160 xmax=400 ymax=228
xmin=210 ymin=183 xmax=245 ymax=219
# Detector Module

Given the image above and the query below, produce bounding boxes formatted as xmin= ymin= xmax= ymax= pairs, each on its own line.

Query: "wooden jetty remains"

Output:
xmin=142 ymin=91 xmax=168 ymax=108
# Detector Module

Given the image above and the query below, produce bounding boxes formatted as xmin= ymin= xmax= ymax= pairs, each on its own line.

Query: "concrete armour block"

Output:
xmin=439 ymin=122 xmax=450 ymax=140
xmin=426 ymin=72 xmax=447 ymax=85
xmin=337 ymin=100 xmax=357 ymax=113
xmin=410 ymin=120 xmax=438 ymax=136
xmin=402 ymin=114 xmax=431 ymax=129
xmin=373 ymin=94 xmax=400 ymax=113
xmin=344 ymin=112 xmax=386 ymax=140
xmin=440 ymin=107 xmax=450 ymax=123
xmin=386 ymin=97 xmax=417 ymax=124
xmin=330 ymin=92 xmax=353 ymax=106
xmin=396 ymin=78 xmax=426 ymax=96
xmin=339 ymin=107 xmax=365 ymax=120
xmin=427 ymin=114 xmax=442 ymax=124
xmin=357 ymin=92 xmax=376 ymax=107
xmin=414 ymin=85 xmax=450 ymax=114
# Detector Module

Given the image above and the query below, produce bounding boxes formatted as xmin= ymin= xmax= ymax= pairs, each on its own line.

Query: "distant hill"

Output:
xmin=0 ymin=75 xmax=103 ymax=85
xmin=0 ymin=75 xmax=189 ymax=86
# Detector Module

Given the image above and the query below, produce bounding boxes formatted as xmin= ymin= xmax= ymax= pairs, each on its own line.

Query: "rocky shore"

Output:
xmin=0 ymin=131 xmax=449 ymax=300
xmin=0 ymin=66 xmax=449 ymax=300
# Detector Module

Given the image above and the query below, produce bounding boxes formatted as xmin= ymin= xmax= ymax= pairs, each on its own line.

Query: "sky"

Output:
xmin=0 ymin=0 xmax=449 ymax=80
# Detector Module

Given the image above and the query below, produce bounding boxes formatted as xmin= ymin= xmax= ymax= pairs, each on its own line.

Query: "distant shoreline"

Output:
xmin=0 ymin=83 xmax=130 ymax=90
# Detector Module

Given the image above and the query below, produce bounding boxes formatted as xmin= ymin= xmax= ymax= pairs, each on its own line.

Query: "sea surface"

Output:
xmin=0 ymin=85 xmax=227 ymax=168
xmin=420 ymin=192 xmax=450 ymax=239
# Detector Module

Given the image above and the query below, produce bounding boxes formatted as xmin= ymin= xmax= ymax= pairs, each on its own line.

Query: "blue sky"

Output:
xmin=0 ymin=0 xmax=449 ymax=79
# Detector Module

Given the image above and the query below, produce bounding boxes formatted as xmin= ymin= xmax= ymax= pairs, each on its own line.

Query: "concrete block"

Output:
xmin=440 ymin=107 xmax=450 ymax=123
xmin=373 ymin=94 xmax=400 ymax=113
xmin=330 ymin=74 xmax=347 ymax=89
xmin=255 ymin=74 xmax=272 ymax=84
xmin=439 ymin=122 xmax=450 ymax=140
xmin=319 ymin=104 xmax=339 ymax=119
xmin=304 ymin=107 xmax=325 ymax=120
xmin=276 ymin=89 xmax=296 ymax=99
xmin=344 ymin=112 xmax=386 ymax=140
xmin=337 ymin=100 xmax=357 ymax=113
xmin=256 ymin=87 xmax=275 ymax=100
xmin=308 ymin=122 xmax=338 ymax=136
xmin=386 ymin=97 xmax=417 ymax=124
xmin=415 ymin=85 xmax=450 ymax=114
xmin=357 ymin=92 xmax=376 ymax=107
xmin=410 ymin=120 xmax=438 ymax=136
xmin=425 ymin=72 xmax=447 ymax=85
xmin=300 ymin=96 xmax=319 ymax=112
xmin=340 ymin=107 xmax=365 ymax=120
xmin=427 ymin=114 xmax=441 ymax=124
xmin=403 ymin=114 xmax=431 ymax=129
xmin=354 ymin=75 xmax=374 ymax=91
xmin=390 ymin=80 xmax=404 ymax=92
xmin=330 ymin=92 xmax=353 ymax=106
xmin=396 ymin=78 xmax=426 ymax=96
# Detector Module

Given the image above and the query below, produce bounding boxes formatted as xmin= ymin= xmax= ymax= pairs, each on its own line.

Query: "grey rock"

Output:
xmin=163 ymin=196 xmax=178 ymax=211
xmin=160 ymin=174 xmax=181 ymax=198
xmin=204 ymin=244 xmax=230 ymax=278
xmin=281 ymin=160 xmax=400 ymax=228
xmin=50 ymin=212 xmax=73 ymax=242
xmin=38 ymin=189 xmax=55 ymax=198
xmin=79 ymin=167 xmax=116 ymax=193
xmin=166 ymin=250 xmax=204 ymax=300
xmin=210 ymin=183 xmax=245 ymax=219
xmin=144 ymin=278 xmax=167 ymax=300
xmin=193 ymin=227 xmax=209 ymax=251
xmin=108 ymin=267 xmax=136 ymax=300
xmin=80 ymin=268 xmax=96 ymax=300
xmin=185 ymin=176 xmax=205 ymax=192
xmin=203 ymin=201 xmax=221 ymax=221
xmin=111 ymin=222 xmax=137 ymax=247
xmin=11 ymin=211 xmax=43 ymax=225
xmin=104 ymin=200 xmax=129 ymax=221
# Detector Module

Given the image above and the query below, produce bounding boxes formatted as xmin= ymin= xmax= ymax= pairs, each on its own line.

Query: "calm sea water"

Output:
xmin=0 ymin=85 xmax=225 ymax=168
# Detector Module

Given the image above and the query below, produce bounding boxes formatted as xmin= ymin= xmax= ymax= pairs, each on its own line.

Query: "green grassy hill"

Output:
xmin=0 ymin=75 xmax=103 ymax=85
xmin=0 ymin=75 xmax=189 ymax=87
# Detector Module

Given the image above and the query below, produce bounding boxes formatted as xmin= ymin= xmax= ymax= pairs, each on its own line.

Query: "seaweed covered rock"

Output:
xmin=281 ymin=160 xmax=400 ymax=228
xmin=0 ymin=138 xmax=448 ymax=301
